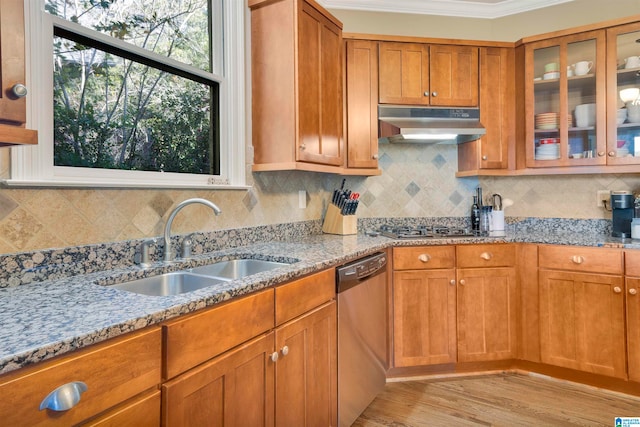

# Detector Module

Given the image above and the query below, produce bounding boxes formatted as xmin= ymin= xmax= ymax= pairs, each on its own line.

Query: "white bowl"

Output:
xmin=620 ymin=88 xmax=640 ymax=103
xmin=543 ymin=71 xmax=560 ymax=80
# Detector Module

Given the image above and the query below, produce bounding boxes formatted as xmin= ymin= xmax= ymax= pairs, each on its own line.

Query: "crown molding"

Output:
xmin=318 ymin=0 xmax=575 ymax=19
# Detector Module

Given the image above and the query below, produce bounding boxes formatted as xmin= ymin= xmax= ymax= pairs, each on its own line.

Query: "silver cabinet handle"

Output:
xmin=630 ymin=288 xmax=638 ymax=296
xmin=459 ymin=279 xmax=466 ymax=285
xmin=39 ymin=381 xmax=87 ymax=412
xmin=480 ymin=252 xmax=492 ymax=260
xmin=418 ymin=254 xmax=431 ymax=263
xmin=11 ymin=84 xmax=28 ymax=98
xmin=571 ymin=255 xmax=584 ymax=264
xmin=281 ymin=345 xmax=289 ymax=356
xmin=270 ymin=351 xmax=279 ymax=362
xmin=613 ymin=286 xmax=622 ymax=294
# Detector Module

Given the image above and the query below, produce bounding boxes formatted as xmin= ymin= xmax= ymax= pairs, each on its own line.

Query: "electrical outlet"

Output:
xmin=596 ymin=190 xmax=610 ymax=207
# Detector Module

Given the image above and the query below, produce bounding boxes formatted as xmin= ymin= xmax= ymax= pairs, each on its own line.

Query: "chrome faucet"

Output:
xmin=163 ymin=198 xmax=221 ymax=262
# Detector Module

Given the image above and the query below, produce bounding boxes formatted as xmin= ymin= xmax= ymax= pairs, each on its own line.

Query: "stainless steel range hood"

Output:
xmin=378 ymin=105 xmax=486 ymax=144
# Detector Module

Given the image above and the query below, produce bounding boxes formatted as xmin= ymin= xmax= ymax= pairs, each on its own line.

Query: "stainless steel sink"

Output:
xmin=111 ymin=258 xmax=289 ymax=296
xmin=111 ymin=272 xmax=229 ymax=296
xmin=188 ymin=259 xmax=288 ymax=280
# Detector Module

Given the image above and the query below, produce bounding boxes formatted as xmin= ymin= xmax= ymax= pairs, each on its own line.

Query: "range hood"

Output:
xmin=378 ymin=105 xmax=486 ymax=144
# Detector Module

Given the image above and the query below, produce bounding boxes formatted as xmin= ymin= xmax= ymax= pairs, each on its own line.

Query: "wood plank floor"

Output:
xmin=353 ymin=373 xmax=640 ymax=426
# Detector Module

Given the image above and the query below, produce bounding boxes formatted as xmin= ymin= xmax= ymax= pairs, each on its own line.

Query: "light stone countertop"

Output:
xmin=0 ymin=229 xmax=637 ymax=375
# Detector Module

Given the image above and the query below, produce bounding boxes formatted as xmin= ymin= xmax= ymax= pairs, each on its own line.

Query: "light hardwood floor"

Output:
xmin=353 ymin=373 xmax=640 ymax=426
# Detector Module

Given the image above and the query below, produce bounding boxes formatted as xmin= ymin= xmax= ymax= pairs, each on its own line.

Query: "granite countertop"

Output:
xmin=1 ymin=228 xmax=637 ymax=375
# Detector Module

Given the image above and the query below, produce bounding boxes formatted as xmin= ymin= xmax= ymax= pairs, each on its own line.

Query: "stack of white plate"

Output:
xmin=535 ymin=141 xmax=560 ymax=160
xmin=535 ymin=112 xmax=559 ymax=129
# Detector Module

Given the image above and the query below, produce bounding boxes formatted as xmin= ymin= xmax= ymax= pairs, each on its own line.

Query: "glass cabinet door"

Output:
xmin=607 ymin=22 xmax=640 ymax=165
xmin=525 ymin=30 xmax=606 ymax=168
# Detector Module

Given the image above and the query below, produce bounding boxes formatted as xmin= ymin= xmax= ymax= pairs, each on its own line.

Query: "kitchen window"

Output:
xmin=9 ymin=0 xmax=246 ymax=188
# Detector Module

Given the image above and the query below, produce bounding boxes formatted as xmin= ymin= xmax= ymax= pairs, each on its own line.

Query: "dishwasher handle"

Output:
xmin=336 ymin=252 xmax=387 ymax=293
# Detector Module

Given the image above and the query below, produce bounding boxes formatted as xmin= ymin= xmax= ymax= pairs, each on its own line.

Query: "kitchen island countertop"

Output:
xmin=0 ymin=229 xmax=637 ymax=375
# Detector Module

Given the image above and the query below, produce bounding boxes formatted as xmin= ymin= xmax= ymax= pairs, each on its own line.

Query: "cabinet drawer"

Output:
xmin=83 ymin=389 xmax=160 ymax=427
xmin=456 ymin=244 xmax=515 ymax=268
xmin=0 ymin=327 xmax=161 ymax=427
xmin=275 ymin=269 xmax=335 ymax=325
xmin=393 ymin=246 xmax=455 ymax=270
xmin=164 ymin=289 xmax=274 ymax=379
xmin=539 ymin=245 xmax=622 ymax=275
xmin=625 ymin=250 xmax=640 ymax=276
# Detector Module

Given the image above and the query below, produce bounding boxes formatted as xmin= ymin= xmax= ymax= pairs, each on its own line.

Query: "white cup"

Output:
xmin=573 ymin=61 xmax=593 ymax=76
xmin=627 ymin=102 xmax=640 ymax=123
xmin=574 ymin=103 xmax=596 ymax=127
xmin=625 ymin=56 xmax=640 ymax=69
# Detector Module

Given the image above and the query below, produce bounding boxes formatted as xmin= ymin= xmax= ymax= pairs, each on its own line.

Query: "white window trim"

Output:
xmin=7 ymin=0 xmax=247 ymax=190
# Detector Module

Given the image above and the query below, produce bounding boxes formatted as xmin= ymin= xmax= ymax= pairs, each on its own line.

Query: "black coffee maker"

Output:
xmin=611 ymin=191 xmax=634 ymax=238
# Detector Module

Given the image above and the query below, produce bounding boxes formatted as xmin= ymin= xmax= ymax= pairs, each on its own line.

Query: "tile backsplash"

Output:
xmin=0 ymin=144 xmax=638 ymax=254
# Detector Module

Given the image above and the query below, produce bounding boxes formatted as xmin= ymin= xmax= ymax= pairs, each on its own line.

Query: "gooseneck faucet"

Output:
xmin=163 ymin=198 xmax=222 ymax=262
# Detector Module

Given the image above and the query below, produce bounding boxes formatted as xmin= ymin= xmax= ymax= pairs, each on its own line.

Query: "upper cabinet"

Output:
xmin=0 ymin=0 xmax=37 ymax=146
xmin=378 ymin=42 xmax=479 ymax=107
xmin=250 ymin=0 xmax=343 ymax=173
xmin=607 ymin=21 xmax=640 ymax=166
xmin=524 ymin=30 xmax=607 ymax=168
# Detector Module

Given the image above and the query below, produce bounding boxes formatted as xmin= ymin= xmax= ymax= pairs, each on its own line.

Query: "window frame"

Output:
xmin=8 ymin=0 xmax=247 ymax=189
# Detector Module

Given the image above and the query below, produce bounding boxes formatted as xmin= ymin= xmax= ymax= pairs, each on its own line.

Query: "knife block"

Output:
xmin=322 ymin=204 xmax=357 ymax=235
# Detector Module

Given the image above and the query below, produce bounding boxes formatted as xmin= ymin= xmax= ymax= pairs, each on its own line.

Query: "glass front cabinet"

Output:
xmin=607 ymin=21 xmax=640 ymax=166
xmin=524 ymin=30 xmax=606 ymax=168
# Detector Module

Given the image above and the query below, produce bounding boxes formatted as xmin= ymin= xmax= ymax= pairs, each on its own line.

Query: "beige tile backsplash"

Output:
xmin=0 ymin=145 xmax=638 ymax=254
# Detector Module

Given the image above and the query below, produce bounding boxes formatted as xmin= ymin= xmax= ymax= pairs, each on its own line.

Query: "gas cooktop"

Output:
xmin=378 ymin=225 xmax=476 ymax=239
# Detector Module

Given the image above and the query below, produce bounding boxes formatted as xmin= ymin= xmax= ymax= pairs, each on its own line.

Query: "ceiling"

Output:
xmin=318 ymin=0 xmax=575 ymax=19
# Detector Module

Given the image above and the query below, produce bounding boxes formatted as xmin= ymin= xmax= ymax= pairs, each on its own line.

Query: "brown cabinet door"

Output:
xmin=298 ymin=2 xmax=343 ymax=166
xmin=275 ymin=301 xmax=337 ymax=427
xmin=539 ymin=270 xmax=626 ymax=378
xmin=162 ymin=333 xmax=276 ymax=427
xmin=429 ymin=45 xmax=479 ymax=107
xmin=457 ymin=267 xmax=517 ymax=362
xmin=626 ymin=277 xmax=640 ymax=382
xmin=345 ymin=39 xmax=379 ymax=169
xmin=393 ymin=269 xmax=457 ymax=367
xmin=378 ymin=42 xmax=430 ymax=105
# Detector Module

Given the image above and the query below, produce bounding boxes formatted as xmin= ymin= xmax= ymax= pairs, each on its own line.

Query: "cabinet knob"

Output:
xmin=431 ymin=91 xmax=438 ymax=97
xmin=480 ymin=252 xmax=492 ymax=260
xmin=608 ymin=151 xmax=616 ymax=157
xmin=629 ymin=288 xmax=637 ymax=296
xmin=597 ymin=151 xmax=605 ymax=157
xmin=424 ymin=91 xmax=429 ymax=97
xmin=571 ymin=255 xmax=584 ymax=264
xmin=299 ymin=144 xmax=306 ymax=150
xmin=270 ymin=351 xmax=279 ymax=362
xmin=613 ymin=286 xmax=622 ymax=294
xmin=11 ymin=84 xmax=28 ymax=98
xmin=459 ymin=279 xmax=466 ymax=285
xmin=372 ymin=154 xmax=379 ymax=160
xmin=281 ymin=345 xmax=289 ymax=356
xmin=482 ymin=155 xmax=488 ymax=160
xmin=418 ymin=254 xmax=431 ymax=263
xmin=39 ymin=381 xmax=87 ymax=411
xmin=450 ymin=279 xmax=456 ymax=285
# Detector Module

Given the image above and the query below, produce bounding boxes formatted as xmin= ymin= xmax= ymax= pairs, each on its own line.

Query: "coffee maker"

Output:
xmin=611 ymin=190 xmax=634 ymax=238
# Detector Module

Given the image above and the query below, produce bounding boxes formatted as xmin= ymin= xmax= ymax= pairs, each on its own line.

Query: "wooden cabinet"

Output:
xmin=0 ymin=327 xmax=162 ymax=426
xmin=0 ymin=0 xmax=37 ymax=145
xmin=538 ymin=245 xmax=626 ymax=378
xmin=162 ymin=333 xmax=275 ymax=427
xmin=523 ymin=30 xmax=607 ymax=168
xmin=456 ymin=244 xmax=517 ymax=362
xmin=344 ymin=39 xmax=379 ymax=170
xmin=624 ymin=251 xmax=640 ymax=383
xmin=392 ymin=244 xmax=516 ymax=367
xmin=378 ymin=42 xmax=478 ymax=107
xmin=250 ymin=0 xmax=344 ymax=173
xmin=275 ymin=302 xmax=337 ymax=426
xmin=458 ymin=47 xmax=515 ymax=173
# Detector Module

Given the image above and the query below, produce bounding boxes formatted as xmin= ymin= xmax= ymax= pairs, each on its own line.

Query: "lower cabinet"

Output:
xmin=162 ymin=333 xmax=275 ymax=426
xmin=538 ymin=245 xmax=626 ymax=379
xmin=626 ymin=277 xmax=640 ymax=383
xmin=457 ymin=267 xmax=517 ymax=362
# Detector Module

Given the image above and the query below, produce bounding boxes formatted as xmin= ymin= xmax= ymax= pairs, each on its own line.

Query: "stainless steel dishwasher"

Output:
xmin=336 ymin=252 xmax=388 ymax=427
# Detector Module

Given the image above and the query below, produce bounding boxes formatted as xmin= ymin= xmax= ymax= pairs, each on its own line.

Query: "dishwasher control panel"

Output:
xmin=336 ymin=252 xmax=387 ymax=288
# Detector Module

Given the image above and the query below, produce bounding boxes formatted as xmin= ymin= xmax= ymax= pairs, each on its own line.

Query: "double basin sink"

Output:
xmin=111 ymin=259 xmax=289 ymax=296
